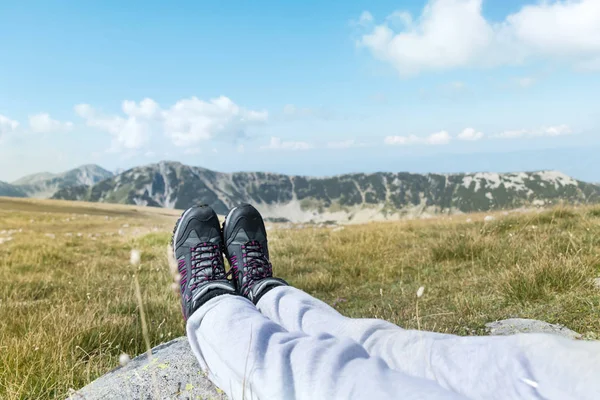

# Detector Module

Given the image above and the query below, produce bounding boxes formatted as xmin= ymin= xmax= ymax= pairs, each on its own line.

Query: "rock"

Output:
xmin=593 ymin=277 xmax=600 ymax=290
xmin=484 ymin=215 xmax=496 ymax=222
xmin=486 ymin=318 xmax=581 ymax=339
xmin=68 ymin=337 xmax=225 ymax=400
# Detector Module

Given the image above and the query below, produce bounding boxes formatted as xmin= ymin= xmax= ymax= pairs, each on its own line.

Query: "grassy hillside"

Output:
xmin=1 ymin=197 xmax=599 ymax=399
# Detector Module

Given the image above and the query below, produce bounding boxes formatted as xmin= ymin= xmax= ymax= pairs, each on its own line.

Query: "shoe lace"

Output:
xmin=236 ymin=241 xmax=272 ymax=296
xmin=189 ymin=243 xmax=227 ymax=290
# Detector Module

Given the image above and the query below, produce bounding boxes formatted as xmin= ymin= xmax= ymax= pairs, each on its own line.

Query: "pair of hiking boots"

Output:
xmin=172 ymin=203 xmax=288 ymax=320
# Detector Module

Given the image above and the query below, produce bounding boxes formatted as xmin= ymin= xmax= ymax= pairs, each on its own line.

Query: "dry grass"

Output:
xmin=1 ymin=197 xmax=599 ymax=399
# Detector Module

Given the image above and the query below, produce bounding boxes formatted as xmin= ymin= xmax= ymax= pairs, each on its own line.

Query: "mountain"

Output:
xmin=51 ymin=161 xmax=600 ymax=223
xmin=0 ymin=181 xmax=27 ymax=197
xmin=12 ymin=165 xmax=114 ymax=198
xmin=12 ymin=172 xmax=57 ymax=186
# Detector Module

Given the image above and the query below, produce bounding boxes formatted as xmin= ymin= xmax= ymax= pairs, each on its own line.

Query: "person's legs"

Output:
xmin=187 ymin=292 xmax=468 ymax=400
xmin=258 ymin=285 xmax=600 ymax=400
xmin=173 ymin=205 xmax=465 ymax=400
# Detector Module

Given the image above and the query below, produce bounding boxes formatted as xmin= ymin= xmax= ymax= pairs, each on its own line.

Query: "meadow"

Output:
xmin=1 ymin=197 xmax=599 ymax=399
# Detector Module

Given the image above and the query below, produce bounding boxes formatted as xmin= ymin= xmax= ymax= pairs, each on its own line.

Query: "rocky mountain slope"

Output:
xmin=51 ymin=161 xmax=600 ymax=223
xmin=0 ymin=181 xmax=27 ymax=198
xmin=11 ymin=165 xmax=113 ymax=198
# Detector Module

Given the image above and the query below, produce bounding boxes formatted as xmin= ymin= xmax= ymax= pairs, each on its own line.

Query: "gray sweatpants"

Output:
xmin=187 ymin=286 xmax=600 ymax=400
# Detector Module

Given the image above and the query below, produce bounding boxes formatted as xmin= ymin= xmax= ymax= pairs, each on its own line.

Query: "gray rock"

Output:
xmin=68 ymin=337 xmax=225 ymax=400
xmin=486 ymin=318 xmax=581 ymax=339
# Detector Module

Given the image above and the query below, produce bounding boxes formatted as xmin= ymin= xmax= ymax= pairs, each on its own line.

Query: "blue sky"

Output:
xmin=1 ymin=0 xmax=599 ymax=182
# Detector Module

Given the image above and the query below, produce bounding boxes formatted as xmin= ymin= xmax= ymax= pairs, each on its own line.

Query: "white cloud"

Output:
xmin=75 ymin=102 xmax=151 ymax=150
xmin=351 ymin=11 xmax=374 ymax=27
xmin=358 ymin=0 xmax=600 ymax=75
xmin=385 ymin=130 xmax=451 ymax=146
xmin=75 ymin=96 xmax=267 ymax=150
xmin=29 ymin=113 xmax=73 ymax=133
xmin=504 ymin=0 xmax=600 ymax=59
xmin=539 ymin=124 xmax=572 ymax=137
xmin=0 ymin=115 xmax=19 ymax=137
xmin=122 ymin=98 xmax=160 ymax=118
xmin=494 ymin=124 xmax=572 ymax=139
xmin=358 ymin=11 xmax=374 ymax=26
xmin=384 ymin=135 xmax=421 ymax=146
xmin=163 ymin=96 xmax=267 ymax=146
xmin=359 ymin=0 xmax=494 ymax=75
xmin=426 ymin=130 xmax=451 ymax=145
xmin=457 ymin=127 xmax=484 ymax=141
xmin=261 ymin=137 xmax=313 ymax=151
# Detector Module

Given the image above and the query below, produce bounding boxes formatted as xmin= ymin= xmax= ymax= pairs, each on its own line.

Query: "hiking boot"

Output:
xmin=172 ymin=205 xmax=236 ymax=320
xmin=222 ymin=204 xmax=288 ymax=304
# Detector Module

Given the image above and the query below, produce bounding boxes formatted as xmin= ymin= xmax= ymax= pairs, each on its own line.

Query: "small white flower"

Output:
xmin=171 ymin=282 xmax=179 ymax=293
xmin=416 ymin=286 xmax=425 ymax=298
xmin=484 ymin=215 xmax=495 ymax=223
xmin=119 ymin=353 xmax=131 ymax=366
xmin=130 ymin=249 xmax=141 ymax=266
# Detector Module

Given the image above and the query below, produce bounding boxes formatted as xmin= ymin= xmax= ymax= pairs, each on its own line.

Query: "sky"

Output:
xmin=1 ymin=0 xmax=599 ymax=182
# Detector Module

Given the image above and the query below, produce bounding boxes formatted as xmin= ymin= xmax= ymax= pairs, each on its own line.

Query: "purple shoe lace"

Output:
xmin=230 ymin=241 xmax=272 ymax=297
xmin=188 ymin=243 xmax=227 ymax=290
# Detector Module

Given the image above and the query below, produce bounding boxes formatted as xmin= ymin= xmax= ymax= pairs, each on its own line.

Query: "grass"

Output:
xmin=1 ymin=197 xmax=600 ymax=399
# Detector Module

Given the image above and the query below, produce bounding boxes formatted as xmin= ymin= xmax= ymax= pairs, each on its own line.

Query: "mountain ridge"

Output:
xmin=50 ymin=161 xmax=600 ymax=223
xmin=10 ymin=164 xmax=114 ymax=199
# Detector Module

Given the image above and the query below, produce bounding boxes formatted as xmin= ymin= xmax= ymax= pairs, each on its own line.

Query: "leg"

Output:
xmin=259 ymin=286 xmax=600 ymax=400
xmin=170 ymin=206 xmax=459 ymax=399
xmin=187 ymin=293 xmax=467 ymax=400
